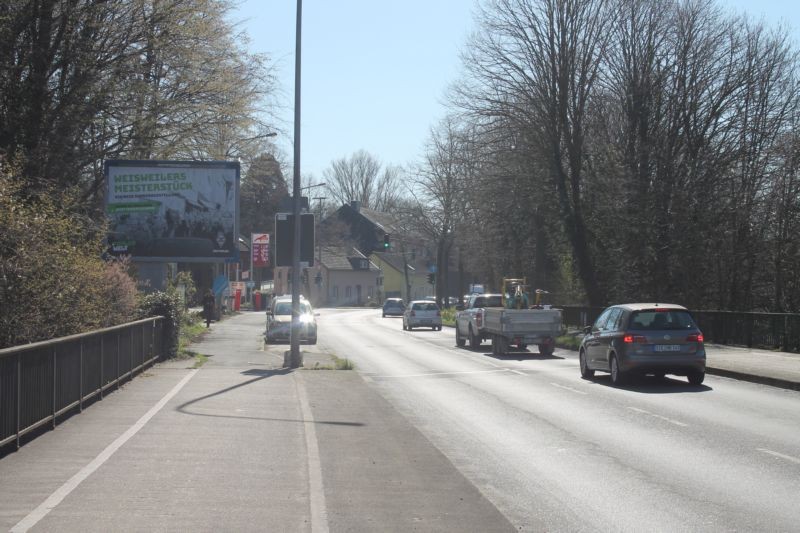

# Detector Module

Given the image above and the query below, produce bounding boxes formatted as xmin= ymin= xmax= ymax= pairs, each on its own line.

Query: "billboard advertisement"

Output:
xmin=105 ymin=160 xmax=240 ymax=262
xmin=252 ymin=233 xmax=270 ymax=268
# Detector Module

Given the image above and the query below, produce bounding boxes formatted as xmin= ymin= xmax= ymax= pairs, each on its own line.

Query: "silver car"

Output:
xmin=403 ymin=300 xmax=442 ymax=331
xmin=266 ymin=296 xmax=317 ymax=344
xmin=579 ymin=303 xmax=706 ymax=385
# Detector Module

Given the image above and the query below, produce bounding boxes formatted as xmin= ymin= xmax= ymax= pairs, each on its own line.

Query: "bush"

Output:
xmin=137 ymin=290 xmax=183 ymax=358
xmin=0 ymin=174 xmax=139 ymax=348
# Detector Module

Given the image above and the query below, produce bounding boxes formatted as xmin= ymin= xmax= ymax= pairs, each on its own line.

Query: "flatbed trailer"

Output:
xmin=482 ymin=307 xmax=562 ymax=356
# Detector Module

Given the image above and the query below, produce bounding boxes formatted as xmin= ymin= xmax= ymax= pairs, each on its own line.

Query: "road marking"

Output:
xmin=11 ymin=369 xmax=199 ymax=533
xmin=757 ymin=448 xmax=800 ymax=465
xmin=510 ymin=369 xmax=527 ymax=376
xmin=550 ymin=382 xmax=588 ymax=395
xmin=375 ymin=369 xmax=513 ymax=379
xmin=627 ymin=406 xmax=688 ymax=427
xmin=295 ymin=372 xmax=330 ymax=533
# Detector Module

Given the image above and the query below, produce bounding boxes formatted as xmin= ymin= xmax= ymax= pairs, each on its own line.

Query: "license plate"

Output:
xmin=654 ymin=344 xmax=681 ymax=352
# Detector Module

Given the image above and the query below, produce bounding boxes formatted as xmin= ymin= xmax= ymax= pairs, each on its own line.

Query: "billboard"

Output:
xmin=252 ymin=233 xmax=270 ymax=267
xmin=105 ymin=160 xmax=240 ymax=262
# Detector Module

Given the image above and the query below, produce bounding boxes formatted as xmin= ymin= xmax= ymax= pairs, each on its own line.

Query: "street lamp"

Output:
xmin=290 ymin=0 xmax=303 ymax=368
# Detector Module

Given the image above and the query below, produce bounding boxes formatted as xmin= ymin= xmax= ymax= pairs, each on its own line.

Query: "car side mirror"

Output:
xmin=582 ymin=325 xmax=592 ymax=334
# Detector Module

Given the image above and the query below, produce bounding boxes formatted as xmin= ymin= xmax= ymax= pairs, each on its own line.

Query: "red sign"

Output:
xmin=252 ymin=233 xmax=270 ymax=267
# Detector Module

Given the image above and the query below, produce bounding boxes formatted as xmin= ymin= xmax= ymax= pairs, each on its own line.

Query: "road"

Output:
xmin=318 ymin=308 xmax=800 ymax=532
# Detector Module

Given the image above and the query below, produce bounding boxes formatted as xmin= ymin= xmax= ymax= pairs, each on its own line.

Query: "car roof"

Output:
xmin=611 ymin=303 xmax=689 ymax=311
xmin=409 ymin=299 xmax=439 ymax=305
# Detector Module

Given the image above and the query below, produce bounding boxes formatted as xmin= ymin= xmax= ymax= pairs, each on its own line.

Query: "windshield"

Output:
xmin=628 ymin=310 xmax=697 ymax=330
xmin=274 ymin=302 xmax=311 ymax=315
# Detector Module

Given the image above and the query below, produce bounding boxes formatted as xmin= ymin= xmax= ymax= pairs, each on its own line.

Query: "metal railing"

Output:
xmin=559 ymin=306 xmax=800 ymax=353
xmin=0 ymin=317 xmax=165 ymax=449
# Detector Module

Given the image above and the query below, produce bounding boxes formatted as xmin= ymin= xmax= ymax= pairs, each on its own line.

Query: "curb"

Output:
xmin=705 ymin=367 xmax=800 ymax=391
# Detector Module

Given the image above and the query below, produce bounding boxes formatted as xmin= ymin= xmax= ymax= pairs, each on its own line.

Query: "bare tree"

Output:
xmin=323 ymin=149 xmax=406 ymax=211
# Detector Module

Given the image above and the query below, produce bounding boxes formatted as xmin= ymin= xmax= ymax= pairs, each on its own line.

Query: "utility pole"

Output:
xmin=289 ymin=0 xmax=303 ymax=368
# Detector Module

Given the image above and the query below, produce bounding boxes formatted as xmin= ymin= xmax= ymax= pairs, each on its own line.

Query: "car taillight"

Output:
xmin=436 ymin=310 xmax=441 ymax=316
xmin=687 ymin=333 xmax=704 ymax=342
xmin=476 ymin=311 xmax=483 ymax=327
xmin=623 ymin=334 xmax=647 ymax=343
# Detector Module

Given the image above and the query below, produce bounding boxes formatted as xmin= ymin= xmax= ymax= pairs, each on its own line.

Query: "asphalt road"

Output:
xmin=318 ymin=308 xmax=800 ymax=532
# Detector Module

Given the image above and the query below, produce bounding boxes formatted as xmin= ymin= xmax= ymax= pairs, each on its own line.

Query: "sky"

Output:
xmin=233 ymin=0 xmax=799 ymax=184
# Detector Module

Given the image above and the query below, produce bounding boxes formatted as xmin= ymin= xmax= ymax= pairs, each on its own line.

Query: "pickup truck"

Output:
xmin=482 ymin=307 xmax=561 ymax=356
xmin=454 ymin=293 xmax=504 ymax=349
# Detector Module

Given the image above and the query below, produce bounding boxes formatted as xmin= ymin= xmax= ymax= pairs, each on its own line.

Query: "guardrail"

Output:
xmin=559 ymin=306 xmax=800 ymax=353
xmin=0 ymin=317 xmax=165 ymax=450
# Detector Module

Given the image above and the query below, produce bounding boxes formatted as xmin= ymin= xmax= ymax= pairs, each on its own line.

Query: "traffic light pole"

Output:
xmin=289 ymin=0 xmax=303 ymax=369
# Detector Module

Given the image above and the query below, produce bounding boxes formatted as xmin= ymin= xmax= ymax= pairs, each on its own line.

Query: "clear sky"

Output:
xmin=233 ymin=0 xmax=799 ymax=183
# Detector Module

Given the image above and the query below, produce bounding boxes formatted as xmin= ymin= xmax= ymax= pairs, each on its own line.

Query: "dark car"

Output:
xmin=579 ymin=303 xmax=706 ymax=385
xmin=382 ymin=298 xmax=405 ymax=317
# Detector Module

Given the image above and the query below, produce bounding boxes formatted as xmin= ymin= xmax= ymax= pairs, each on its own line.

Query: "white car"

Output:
xmin=403 ymin=300 xmax=442 ymax=331
xmin=266 ymin=296 xmax=317 ymax=344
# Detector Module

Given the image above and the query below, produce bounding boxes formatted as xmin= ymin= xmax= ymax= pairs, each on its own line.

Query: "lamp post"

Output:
xmin=289 ymin=0 xmax=303 ymax=368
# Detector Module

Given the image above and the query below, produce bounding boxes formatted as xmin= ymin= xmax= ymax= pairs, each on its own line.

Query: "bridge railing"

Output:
xmin=559 ymin=306 xmax=800 ymax=353
xmin=0 ymin=317 xmax=165 ymax=449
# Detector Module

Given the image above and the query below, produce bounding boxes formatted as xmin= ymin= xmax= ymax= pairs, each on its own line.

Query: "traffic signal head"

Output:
xmin=383 ymin=233 xmax=390 ymax=250
xmin=427 ymin=273 xmax=435 ymax=285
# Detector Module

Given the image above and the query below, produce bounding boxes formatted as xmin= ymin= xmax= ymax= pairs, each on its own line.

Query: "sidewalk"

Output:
xmin=0 ymin=312 xmax=513 ymax=532
xmin=705 ymin=344 xmax=800 ymax=391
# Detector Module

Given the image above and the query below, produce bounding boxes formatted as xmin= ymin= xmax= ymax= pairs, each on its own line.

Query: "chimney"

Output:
xmin=350 ymin=200 xmax=361 ymax=213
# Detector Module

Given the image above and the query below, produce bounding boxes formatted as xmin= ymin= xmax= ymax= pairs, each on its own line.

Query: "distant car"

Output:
xmin=266 ymin=296 xmax=317 ymax=344
xmin=579 ymin=303 xmax=705 ymax=385
xmin=382 ymin=298 xmax=405 ymax=317
xmin=403 ymin=300 xmax=442 ymax=331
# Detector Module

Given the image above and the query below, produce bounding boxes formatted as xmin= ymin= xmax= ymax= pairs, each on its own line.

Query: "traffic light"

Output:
xmin=427 ymin=273 xmax=435 ymax=285
xmin=383 ymin=233 xmax=390 ymax=250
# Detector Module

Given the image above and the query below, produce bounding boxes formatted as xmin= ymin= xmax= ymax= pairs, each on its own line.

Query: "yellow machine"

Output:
xmin=501 ymin=278 xmax=549 ymax=309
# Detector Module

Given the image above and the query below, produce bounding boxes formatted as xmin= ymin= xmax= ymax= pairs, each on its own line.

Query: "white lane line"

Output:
xmin=510 ymin=370 xmax=527 ymax=376
xmin=11 ymin=369 xmax=199 ymax=533
xmin=757 ymin=448 xmax=800 ymax=465
xmin=375 ymin=369 xmax=512 ymax=379
xmin=627 ymin=406 xmax=688 ymax=427
xmin=295 ymin=372 xmax=330 ymax=533
xmin=550 ymin=382 xmax=588 ymax=395
xmin=484 ymin=360 xmax=501 ymax=368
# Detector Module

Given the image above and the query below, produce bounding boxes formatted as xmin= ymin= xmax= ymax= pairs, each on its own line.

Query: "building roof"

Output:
xmin=319 ymin=246 xmax=379 ymax=272
xmin=372 ymin=252 xmax=415 ymax=274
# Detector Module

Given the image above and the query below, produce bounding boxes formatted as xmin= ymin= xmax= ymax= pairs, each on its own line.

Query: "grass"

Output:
xmin=305 ymin=355 xmax=355 ymax=371
xmin=441 ymin=308 xmax=456 ymax=327
xmin=176 ymin=311 xmax=209 ymax=362
xmin=555 ymin=334 xmax=583 ymax=351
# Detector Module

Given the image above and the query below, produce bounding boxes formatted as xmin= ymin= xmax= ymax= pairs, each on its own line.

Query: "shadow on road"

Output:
xmin=175 ymin=368 xmax=365 ymax=426
xmin=474 ymin=348 xmax=565 ymax=362
xmin=583 ymin=374 xmax=712 ymax=393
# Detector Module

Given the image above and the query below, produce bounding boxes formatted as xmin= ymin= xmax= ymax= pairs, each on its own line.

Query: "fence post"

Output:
xmin=79 ymin=338 xmax=84 ymax=412
xmin=100 ymin=334 xmax=104 ymax=400
xmin=116 ymin=330 xmax=121 ymax=391
xmin=16 ymin=353 xmax=21 ymax=449
xmin=52 ymin=346 xmax=57 ymax=429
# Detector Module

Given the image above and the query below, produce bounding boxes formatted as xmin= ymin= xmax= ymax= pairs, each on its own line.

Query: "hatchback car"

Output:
xmin=382 ymin=298 xmax=405 ymax=317
xmin=265 ymin=296 xmax=317 ymax=344
xmin=403 ymin=300 xmax=442 ymax=331
xmin=579 ymin=303 xmax=705 ymax=385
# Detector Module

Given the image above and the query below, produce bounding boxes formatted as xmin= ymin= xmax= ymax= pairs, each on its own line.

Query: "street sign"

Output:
xmin=274 ymin=213 xmax=315 ymax=267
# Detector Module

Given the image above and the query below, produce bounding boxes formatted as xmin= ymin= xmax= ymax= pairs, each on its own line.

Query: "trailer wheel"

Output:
xmin=492 ymin=335 xmax=508 ymax=356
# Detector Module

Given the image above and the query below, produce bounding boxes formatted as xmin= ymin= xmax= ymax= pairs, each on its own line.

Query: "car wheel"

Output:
xmin=687 ymin=370 xmax=705 ymax=385
xmin=538 ymin=343 xmax=554 ymax=357
xmin=456 ymin=327 xmax=466 ymax=347
xmin=610 ymin=354 xmax=627 ymax=386
xmin=310 ymin=337 xmax=317 ymax=345
xmin=468 ymin=327 xmax=480 ymax=350
xmin=517 ymin=343 xmax=527 ymax=350
xmin=382 ymin=313 xmax=386 ymax=318
xmin=579 ymin=349 xmax=594 ymax=379
xmin=653 ymin=372 xmax=666 ymax=380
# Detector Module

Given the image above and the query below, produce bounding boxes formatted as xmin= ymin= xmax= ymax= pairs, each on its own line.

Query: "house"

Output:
xmin=273 ymin=246 xmax=380 ymax=307
xmin=371 ymin=252 xmax=432 ymax=302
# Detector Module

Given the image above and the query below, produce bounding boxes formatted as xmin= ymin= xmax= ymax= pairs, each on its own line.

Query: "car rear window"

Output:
xmin=274 ymin=302 xmax=311 ymax=315
xmin=413 ymin=302 xmax=439 ymax=311
xmin=474 ymin=295 xmax=503 ymax=308
xmin=628 ymin=310 xmax=696 ymax=330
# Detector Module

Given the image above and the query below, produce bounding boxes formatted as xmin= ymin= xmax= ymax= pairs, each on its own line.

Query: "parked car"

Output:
xmin=266 ymin=296 xmax=317 ymax=344
xmin=382 ymin=298 xmax=405 ymax=317
xmin=579 ymin=303 xmax=705 ymax=385
xmin=403 ymin=300 xmax=442 ymax=331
